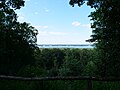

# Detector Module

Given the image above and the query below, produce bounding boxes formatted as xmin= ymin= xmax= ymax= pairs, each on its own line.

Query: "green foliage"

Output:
xmin=87 ymin=0 xmax=120 ymax=77
xmin=0 ymin=0 xmax=38 ymax=75
xmin=42 ymin=80 xmax=86 ymax=90
xmin=17 ymin=65 xmax=47 ymax=77
xmin=1 ymin=48 xmax=120 ymax=90
xmin=0 ymin=80 xmax=36 ymax=90
xmin=35 ymin=49 xmax=65 ymax=76
xmin=19 ymin=48 xmax=96 ymax=77
xmin=69 ymin=0 xmax=120 ymax=77
xmin=93 ymin=81 xmax=120 ymax=90
xmin=59 ymin=49 xmax=97 ymax=76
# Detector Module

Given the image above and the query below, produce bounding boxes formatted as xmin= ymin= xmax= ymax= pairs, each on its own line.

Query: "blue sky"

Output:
xmin=16 ymin=0 xmax=93 ymax=44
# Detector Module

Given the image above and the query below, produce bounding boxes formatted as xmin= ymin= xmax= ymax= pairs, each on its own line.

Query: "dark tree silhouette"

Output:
xmin=0 ymin=0 xmax=38 ymax=75
xmin=69 ymin=0 xmax=120 ymax=77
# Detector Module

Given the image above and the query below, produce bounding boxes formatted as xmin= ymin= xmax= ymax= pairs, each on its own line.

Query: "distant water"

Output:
xmin=37 ymin=44 xmax=94 ymax=48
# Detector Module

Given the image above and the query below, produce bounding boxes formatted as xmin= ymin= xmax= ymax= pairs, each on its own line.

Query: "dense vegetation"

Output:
xmin=0 ymin=0 xmax=38 ymax=75
xmin=1 ymin=48 xmax=120 ymax=90
xmin=0 ymin=0 xmax=120 ymax=89
xmin=2 ymin=48 xmax=96 ymax=77
xmin=70 ymin=0 xmax=120 ymax=77
xmin=28 ymin=48 xmax=97 ymax=77
xmin=0 ymin=48 xmax=97 ymax=90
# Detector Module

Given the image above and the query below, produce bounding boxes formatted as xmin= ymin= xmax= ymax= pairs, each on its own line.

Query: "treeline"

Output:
xmin=18 ymin=48 xmax=97 ymax=77
xmin=1 ymin=48 xmax=120 ymax=90
xmin=0 ymin=48 xmax=98 ymax=90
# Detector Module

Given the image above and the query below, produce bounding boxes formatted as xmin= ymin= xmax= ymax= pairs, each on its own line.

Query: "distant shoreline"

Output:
xmin=37 ymin=44 xmax=94 ymax=48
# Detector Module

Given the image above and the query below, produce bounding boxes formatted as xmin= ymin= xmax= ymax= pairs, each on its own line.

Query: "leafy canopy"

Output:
xmin=69 ymin=0 xmax=120 ymax=77
xmin=0 ymin=0 xmax=38 ymax=75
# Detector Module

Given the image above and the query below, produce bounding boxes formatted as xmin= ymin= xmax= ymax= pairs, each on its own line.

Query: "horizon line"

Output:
xmin=37 ymin=44 xmax=93 ymax=46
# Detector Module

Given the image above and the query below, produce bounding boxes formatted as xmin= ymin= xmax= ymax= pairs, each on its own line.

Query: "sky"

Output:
xmin=16 ymin=0 xmax=93 ymax=44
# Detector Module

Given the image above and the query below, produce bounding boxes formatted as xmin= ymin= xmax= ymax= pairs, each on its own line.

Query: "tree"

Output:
xmin=69 ymin=0 xmax=120 ymax=77
xmin=58 ymin=49 xmax=96 ymax=76
xmin=0 ymin=0 xmax=38 ymax=75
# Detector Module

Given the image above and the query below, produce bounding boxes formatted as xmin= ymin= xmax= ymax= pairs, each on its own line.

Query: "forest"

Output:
xmin=0 ymin=48 xmax=114 ymax=90
xmin=0 ymin=0 xmax=120 ymax=90
xmin=0 ymin=48 xmax=120 ymax=90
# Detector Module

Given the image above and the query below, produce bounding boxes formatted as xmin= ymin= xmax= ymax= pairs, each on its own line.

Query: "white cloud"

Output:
xmin=81 ymin=24 xmax=91 ymax=28
xmin=45 ymin=9 xmax=49 ymax=12
xmin=72 ymin=21 xmax=81 ymax=27
xmin=37 ymin=31 xmax=69 ymax=44
xmin=34 ymin=25 xmax=48 ymax=29
xmin=38 ymin=30 xmax=48 ymax=35
xmin=43 ymin=26 xmax=48 ymax=28
xmin=72 ymin=21 xmax=91 ymax=28
xmin=44 ymin=8 xmax=49 ymax=12
xmin=37 ymin=30 xmax=68 ymax=36
xmin=35 ymin=12 xmax=38 ymax=15
xmin=37 ymin=30 xmax=91 ymax=44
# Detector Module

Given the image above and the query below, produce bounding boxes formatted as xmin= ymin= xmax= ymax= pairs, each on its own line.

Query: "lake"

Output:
xmin=37 ymin=44 xmax=94 ymax=48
